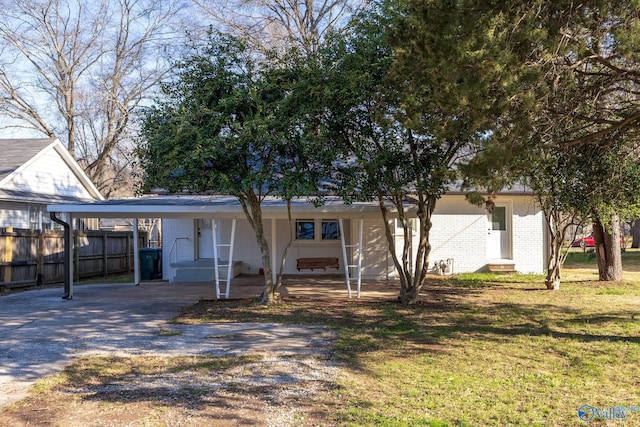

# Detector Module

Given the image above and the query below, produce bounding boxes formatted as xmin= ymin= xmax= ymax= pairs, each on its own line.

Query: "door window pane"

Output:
xmin=492 ymin=207 xmax=506 ymax=231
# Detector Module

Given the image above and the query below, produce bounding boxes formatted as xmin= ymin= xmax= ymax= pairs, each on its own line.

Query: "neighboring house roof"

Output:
xmin=0 ymin=138 xmax=53 ymax=182
xmin=0 ymin=138 xmax=103 ymax=203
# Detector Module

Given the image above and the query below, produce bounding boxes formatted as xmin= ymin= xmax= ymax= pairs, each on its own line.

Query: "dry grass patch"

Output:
xmin=0 ymin=354 xmax=337 ymax=427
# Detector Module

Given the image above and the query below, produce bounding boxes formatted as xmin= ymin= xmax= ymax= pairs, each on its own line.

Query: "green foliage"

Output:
xmin=463 ymin=0 xmax=640 ymax=211
xmin=136 ymin=32 xmax=323 ymax=200
xmin=135 ymin=32 xmax=334 ymax=302
xmin=293 ymin=0 xmax=526 ymax=303
xmin=462 ymin=1 xmax=640 ymax=284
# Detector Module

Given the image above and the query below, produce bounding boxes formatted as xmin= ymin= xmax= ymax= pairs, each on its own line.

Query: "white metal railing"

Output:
xmin=168 ymin=237 xmax=190 ymax=281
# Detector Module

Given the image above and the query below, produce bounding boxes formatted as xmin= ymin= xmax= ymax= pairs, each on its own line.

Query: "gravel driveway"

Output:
xmin=0 ymin=282 xmax=337 ymax=411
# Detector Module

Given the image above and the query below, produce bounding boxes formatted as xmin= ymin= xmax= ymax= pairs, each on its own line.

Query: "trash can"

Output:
xmin=139 ymin=248 xmax=162 ymax=280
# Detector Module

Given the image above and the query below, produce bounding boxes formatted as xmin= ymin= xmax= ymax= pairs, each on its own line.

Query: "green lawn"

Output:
xmin=10 ymin=256 xmax=640 ymax=426
xmin=175 ymin=262 xmax=640 ymax=426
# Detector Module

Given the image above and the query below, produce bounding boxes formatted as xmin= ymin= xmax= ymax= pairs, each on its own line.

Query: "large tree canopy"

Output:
xmin=137 ymin=33 xmax=323 ymax=303
xmin=295 ymin=0 xmax=520 ymax=304
xmin=137 ymin=0 xmax=640 ymax=301
xmin=465 ymin=0 xmax=640 ymax=285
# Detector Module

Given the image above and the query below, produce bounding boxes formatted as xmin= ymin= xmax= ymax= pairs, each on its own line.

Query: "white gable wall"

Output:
xmin=2 ymin=147 xmax=94 ymax=200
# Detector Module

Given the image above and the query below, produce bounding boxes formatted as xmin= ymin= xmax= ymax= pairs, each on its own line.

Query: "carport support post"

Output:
xmin=67 ymin=214 xmax=74 ymax=299
xmin=339 ymin=218 xmax=364 ymax=299
xmin=62 ymin=212 xmax=77 ymax=299
xmin=357 ymin=219 xmax=363 ymax=298
xmin=271 ymin=218 xmax=277 ymax=286
xmin=49 ymin=213 xmax=72 ymax=299
xmin=339 ymin=219 xmax=352 ymax=298
xmin=213 ymin=219 xmax=221 ymax=299
xmin=133 ymin=218 xmax=140 ymax=285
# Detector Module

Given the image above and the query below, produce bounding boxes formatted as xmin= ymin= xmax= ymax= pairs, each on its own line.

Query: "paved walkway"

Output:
xmin=0 ymin=276 xmax=399 ymax=409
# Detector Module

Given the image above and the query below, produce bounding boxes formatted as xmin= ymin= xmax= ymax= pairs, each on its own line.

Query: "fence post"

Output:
xmin=102 ymin=232 xmax=108 ymax=278
xmin=37 ymin=231 xmax=44 ymax=285
xmin=126 ymin=234 xmax=131 ymax=272
xmin=74 ymin=230 xmax=80 ymax=282
xmin=3 ymin=227 xmax=12 ymax=283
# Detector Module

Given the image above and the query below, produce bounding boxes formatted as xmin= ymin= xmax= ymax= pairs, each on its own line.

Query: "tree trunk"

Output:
xmin=542 ymin=208 xmax=578 ymax=290
xmin=274 ymin=200 xmax=294 ymax=290
xmin=239 ymin=191 xmax=278 ymax=304
xmin=378 ymin=193 xmax=411 ymax=302
xmin=593 ymin=215 xmax=623 ymax=281
xmin=379 ymin=192 xmax=435 ymax=305
xmin=545 ymin=223 xmax=562 ymax=290
xmin=406 ymin=196 xmax=435 ymax=305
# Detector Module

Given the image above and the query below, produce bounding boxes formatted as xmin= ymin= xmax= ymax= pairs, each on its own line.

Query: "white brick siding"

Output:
xmin=428 ymin=195 xmax=490 ymax=274
xmin=428 ymin=195 xmax=545 ymax=274
xmin=161 ymin=193 xmax=546 ymax=281
xmin=511 ymin=197 xmax=546 ymax=273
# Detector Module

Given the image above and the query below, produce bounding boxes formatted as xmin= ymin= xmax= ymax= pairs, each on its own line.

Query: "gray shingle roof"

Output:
xmin=0 ymin=138 xmax=57 ymax=182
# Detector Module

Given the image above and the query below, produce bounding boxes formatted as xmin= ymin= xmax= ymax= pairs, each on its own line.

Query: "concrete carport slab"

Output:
xmin=0 ymin=281 xmax=335 ymax=409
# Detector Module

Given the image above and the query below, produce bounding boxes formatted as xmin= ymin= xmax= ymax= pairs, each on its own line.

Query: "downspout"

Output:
xmin=50 ymin=212 xmax=72 ymax=300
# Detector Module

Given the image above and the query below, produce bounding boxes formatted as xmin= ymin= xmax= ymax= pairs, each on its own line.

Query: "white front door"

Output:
xmin=197 ymin=219 xmax=214 ymax=259
xmin=487 ymin=206 xmax=509 ymax=259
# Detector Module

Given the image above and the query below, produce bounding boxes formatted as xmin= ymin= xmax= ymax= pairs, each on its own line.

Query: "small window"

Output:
xmin=50 ymin=212 xmax=64 ymax=231
xmin=322 ymin=220 xmax=340 ymax=240
xmin=296 ymin=219 xmax=315 ymax=240
xmin=29 ymin=206 xmax=40 ymax=230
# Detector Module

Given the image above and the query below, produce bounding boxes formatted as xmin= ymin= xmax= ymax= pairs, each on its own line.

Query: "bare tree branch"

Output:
xmin=0 ymin=0 xmax=192 ymax=195
xmin=191 ymin=0 xmax=369 ymax=54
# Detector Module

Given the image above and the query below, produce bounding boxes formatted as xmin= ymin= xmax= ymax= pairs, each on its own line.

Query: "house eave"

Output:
xmin=47 ymin=195 xmax=399 ymax=219
xmin=47 ymin=190 xmax=536 ymax=220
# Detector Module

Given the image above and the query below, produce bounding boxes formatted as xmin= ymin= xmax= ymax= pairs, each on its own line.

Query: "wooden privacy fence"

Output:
xmin=0 ymin=227 xmax=147 ymax=291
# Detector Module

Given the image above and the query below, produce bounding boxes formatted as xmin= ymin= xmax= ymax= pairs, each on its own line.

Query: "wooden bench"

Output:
xmin=296 ymin=257 xmax=339 ymax=271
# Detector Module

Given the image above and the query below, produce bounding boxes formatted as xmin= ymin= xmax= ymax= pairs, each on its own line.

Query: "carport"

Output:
xmin=48 ymin=195 xmax=409 ymax=300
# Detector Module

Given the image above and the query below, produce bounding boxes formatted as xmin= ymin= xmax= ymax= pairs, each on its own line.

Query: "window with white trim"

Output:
xmin=295 ymin=219 xmax=341 ymax=241
xmin=29 ymin=205 xmax=41 ymax=230
xmin=295 ymin=219 xmax=315 ymax=240
xmin=321 ymin=220 xmax=340 ymax=240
